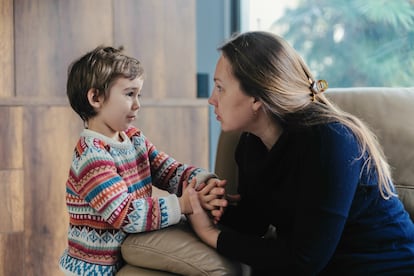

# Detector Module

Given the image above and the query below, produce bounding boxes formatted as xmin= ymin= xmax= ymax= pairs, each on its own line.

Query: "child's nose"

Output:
xmin=132 ymin=98 xmax=140 ymax=110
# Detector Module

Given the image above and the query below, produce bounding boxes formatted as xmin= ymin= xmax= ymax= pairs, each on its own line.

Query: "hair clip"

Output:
xmin=309 ymin=79 xmax=328 ymax=101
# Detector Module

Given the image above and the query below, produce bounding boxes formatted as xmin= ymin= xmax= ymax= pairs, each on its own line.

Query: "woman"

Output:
xmin=187 ymin=31 xmax=414 ymax=275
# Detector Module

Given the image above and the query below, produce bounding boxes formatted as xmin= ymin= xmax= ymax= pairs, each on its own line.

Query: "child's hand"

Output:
xmin=178 ymin=178 xmax=197 ymax=214
xmin=198 ymin=178 xmax=228 ymax=223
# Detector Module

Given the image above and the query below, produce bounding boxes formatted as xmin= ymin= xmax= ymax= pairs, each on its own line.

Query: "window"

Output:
xmin=241 ymin=0 xmax=414 ymax=87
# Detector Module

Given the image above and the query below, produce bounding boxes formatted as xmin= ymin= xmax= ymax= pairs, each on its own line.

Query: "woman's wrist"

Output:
xmin=202 ymin=228 xmax=220 ymax=249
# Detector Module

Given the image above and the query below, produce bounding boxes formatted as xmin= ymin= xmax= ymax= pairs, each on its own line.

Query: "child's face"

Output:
xmin=88 ymin=76 xmax=143 ymax=140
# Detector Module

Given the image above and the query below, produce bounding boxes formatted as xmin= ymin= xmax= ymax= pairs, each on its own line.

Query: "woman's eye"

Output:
xmin=216 ymin=85 xmax=223 ymax=92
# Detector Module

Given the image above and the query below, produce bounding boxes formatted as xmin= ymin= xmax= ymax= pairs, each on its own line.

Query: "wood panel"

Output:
xmin=114 ymin=0 xmax=197 ymax=99
xmin=0 ymin=0 xmax=13 ymax=98
xmin=23 ymin=106 xmax=81 ymax=276
xmin=0 ymin=170 xmax=24 ymax=233
xmin=14 ymin=0 xmax=114 ymax=98
xmin=0 ymin=107 xmax=23 ymax=169
xmin=0 ymin=233 xmax=25 ymax=276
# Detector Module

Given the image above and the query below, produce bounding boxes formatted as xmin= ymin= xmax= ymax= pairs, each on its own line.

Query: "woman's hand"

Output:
xmin=197 ymin=178 xmax=228 ymax=223
xmin=187 ymin=188 xmax=220 ymax=248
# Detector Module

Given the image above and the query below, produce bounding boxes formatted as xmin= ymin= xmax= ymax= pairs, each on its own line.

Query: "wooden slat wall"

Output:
xmin=114 ymin=0 xmax=196 ymax=98
xmin=0 ymin=1 xmax=208 ymax=275
xmin=0 ymin=0 xmax=13 ymax=98
xmin=14 ymin=0 xmax=114 ymax=98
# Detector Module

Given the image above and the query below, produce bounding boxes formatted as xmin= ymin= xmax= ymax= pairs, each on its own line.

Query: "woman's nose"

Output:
xmin=208 ymin=91 xmax=217 ymax=106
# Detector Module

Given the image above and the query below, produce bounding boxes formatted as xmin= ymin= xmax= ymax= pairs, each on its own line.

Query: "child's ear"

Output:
xmin=87 ymin=88 xmax=102 ymax=108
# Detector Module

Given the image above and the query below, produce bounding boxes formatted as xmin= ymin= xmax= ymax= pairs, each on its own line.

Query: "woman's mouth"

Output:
xmin=215 ymin=112 xmax=221 ymax=121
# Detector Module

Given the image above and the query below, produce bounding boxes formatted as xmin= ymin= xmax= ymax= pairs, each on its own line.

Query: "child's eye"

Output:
xmin=126 ymin=91 xmax=135 ymax=97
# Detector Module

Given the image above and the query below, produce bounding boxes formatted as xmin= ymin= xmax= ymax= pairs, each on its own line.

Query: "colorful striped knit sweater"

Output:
xmin=59 ymin=127 xmax=211 ymax=275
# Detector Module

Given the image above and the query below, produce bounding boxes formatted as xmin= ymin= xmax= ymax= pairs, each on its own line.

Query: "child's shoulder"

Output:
xmin=76 ymin=129 xmax=116 ymax=153
xmin=75 ymin=134 xmax=107 ymax=155
xmin=74 ymin=127 xmax=144 ymax=155
xmin=125 ymin=126 xmax=142 ymax=139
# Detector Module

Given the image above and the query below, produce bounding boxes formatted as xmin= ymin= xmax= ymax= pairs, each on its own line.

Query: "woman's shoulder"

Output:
xmin=286 ymin=122 xmax=355 ymax=146
xmin=313 ymin=122 xmax=355 ymax=141
xmin=314 ymin=122 xmax=361 ymax=159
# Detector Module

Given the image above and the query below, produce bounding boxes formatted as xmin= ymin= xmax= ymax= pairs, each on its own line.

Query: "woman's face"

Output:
xmin=208 ymin=55 xmax=260 ymax=132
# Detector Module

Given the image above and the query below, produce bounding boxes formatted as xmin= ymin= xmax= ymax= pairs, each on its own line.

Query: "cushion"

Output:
xmin=120 ymin=219 xmax=241 ymax=276
xmin=117 ymin=264 xmax=177 ymax=276
xmin=326 ymin=87 xmax=414 ymax=220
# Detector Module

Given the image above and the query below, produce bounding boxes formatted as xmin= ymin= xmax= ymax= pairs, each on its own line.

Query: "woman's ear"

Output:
xmin=87 ymin=88 xmax=102 ymax=108
xmin=252 ymin=97 xmax=262 ymax=112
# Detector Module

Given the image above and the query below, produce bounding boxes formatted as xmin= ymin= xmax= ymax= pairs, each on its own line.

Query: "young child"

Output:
xmin=59 ymin=46 xmax=226 ymax=275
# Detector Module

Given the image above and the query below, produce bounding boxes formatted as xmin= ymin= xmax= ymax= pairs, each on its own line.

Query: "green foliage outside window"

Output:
xmin=273 ymin=0 xmax=414 ymax=87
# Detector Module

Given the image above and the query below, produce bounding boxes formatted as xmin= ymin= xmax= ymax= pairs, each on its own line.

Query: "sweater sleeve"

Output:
xmin=217 ymin=124 xmax=364 ymax=274
xmin=122 ymin=194 xmax=182 ymax=232
xmin=143 ymin=134 xmax=216 ymax=194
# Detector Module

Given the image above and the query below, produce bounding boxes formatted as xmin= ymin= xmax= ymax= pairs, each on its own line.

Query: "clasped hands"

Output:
xmin=179 ymin=177 xmax=228 ymax=223
xmin=179 ymin=178 xmax=241 ymax=248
